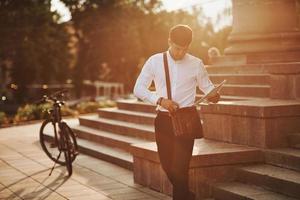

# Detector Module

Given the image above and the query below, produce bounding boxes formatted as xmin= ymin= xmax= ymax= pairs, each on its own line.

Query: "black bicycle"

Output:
xmin=37 ymin=90 xmax=78 ymax=176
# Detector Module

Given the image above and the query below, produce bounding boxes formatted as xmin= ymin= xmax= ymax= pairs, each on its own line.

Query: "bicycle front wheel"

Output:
xmin=61 ymin=122 xmax=78 ymax=163
xmin=64 ymin=147 xmax=72 ymax=176
xmin=61 ymin=122 xmax=77 ymax=176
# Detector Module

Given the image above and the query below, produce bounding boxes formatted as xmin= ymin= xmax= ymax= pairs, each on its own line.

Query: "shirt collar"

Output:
xmin=167 ymin=49 xmax=187 ymax=64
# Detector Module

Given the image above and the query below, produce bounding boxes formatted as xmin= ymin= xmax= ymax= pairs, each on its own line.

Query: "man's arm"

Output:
xmin=196 ymin=61 xmax=220 ymax=103
xmin=133 ymin=57 xmax=160 ymax=105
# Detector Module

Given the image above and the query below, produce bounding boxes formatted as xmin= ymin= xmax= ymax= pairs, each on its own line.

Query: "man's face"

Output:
xmin=169 ymin=40 xmax=189 ymax=60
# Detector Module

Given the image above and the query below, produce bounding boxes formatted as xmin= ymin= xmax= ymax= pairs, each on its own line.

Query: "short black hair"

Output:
xmin=169 ymin=24 xmax=193 ymax=46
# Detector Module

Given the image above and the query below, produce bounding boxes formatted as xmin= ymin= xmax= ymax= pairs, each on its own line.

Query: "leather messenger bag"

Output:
xmin=163 ymin=52 xmax=203 ymax=139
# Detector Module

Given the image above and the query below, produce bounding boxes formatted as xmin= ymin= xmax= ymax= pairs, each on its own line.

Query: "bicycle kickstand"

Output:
xmin=49 ymin=151 xmax=62 ymax=176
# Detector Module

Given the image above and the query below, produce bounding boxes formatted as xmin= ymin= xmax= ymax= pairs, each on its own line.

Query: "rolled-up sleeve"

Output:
xmin=196 ymin=61 xmax=215 ymax=94
xmin=133 ymin=57 xmax=160 ymax=105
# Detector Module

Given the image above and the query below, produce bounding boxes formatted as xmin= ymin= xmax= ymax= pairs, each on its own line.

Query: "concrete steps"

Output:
xmin=131 ymin=139 xmax=263 ymax=198
xmin=117 ymin=99 xmax=156 ymax=113
xmin=210 ymin=74 xmax=269 ymax=85
xmin=131 ymin=139 xmax=263 ymax=167
xmin=197 ymin=84 xmax=270 ymax=98
xmin=213 ymin=181 xmax=298 ymax=200
xmin=78 ymin=115 xmax=155 ymax=141
xmin=220 ymin=84 xmax=270 ymax=98
xmin=235 ymin=164 xmax=300 ymax=198
xmin=72 ymin=99 xmax=299 ymax=198
xmin=206 ymin=62 xmax=300 ymax=74
xmin=73 ymin=125 xmax=149 ymax=152
xmin=97 ymin=107 xmax=155 ymax=125
xmin=205 ymin=63 xmax=273 ymax=98
xmin=205 ymin=64 xmax=269 ymax=74
xmin=264 ymin=148 xmax=300 ymax=172
xmin=76 ymin=138 xmax=133 ymax=170
xmin=71 ymin=105 xmax=156 ymax=172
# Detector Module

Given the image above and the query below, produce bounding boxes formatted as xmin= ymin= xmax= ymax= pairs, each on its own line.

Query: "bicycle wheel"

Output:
xmin=61 ymin=122 xmax=78 ymax=163
xmin=40 ymin=119 xmax=66 ymax=165
xmin=64 ymin=143 xmax=73 ymax=176
xmin=61 ymin=123 xmax=76 ymax=176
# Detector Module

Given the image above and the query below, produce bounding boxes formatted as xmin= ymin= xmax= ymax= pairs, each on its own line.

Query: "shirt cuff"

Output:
xmin=148 ymin=92 xmax=160 ymax=105
xmin=203 ymin=85 xmax=215 ymax=95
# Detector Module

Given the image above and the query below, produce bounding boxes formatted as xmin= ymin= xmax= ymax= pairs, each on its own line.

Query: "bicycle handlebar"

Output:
xmin=34 ymin=89 xmax=68 ymax=105
xmin=50 ymin=89 xmax=68 ymax=99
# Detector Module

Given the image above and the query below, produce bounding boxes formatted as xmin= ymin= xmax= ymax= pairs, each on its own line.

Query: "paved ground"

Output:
xmin=0 ymin=118 xmax=171 ymax=200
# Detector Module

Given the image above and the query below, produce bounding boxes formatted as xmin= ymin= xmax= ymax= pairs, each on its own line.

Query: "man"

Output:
xmin=133 ymin=24 xmax=220 ymax=200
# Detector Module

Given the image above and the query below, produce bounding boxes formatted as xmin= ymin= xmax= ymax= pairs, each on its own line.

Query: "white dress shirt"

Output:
xmin=133 ymin=51 xmax=215 ymax=111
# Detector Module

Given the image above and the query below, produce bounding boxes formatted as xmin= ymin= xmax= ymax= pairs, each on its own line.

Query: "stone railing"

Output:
xmin=83 ymin=80 xmax=124 ymax=99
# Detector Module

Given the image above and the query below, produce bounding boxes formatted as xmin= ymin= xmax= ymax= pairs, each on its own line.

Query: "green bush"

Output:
xmin=61 ymin=105 xmax=78 ymax=117
xmin=13 ymin=103 xmax=77 ymax=123
xmin=34 ymin=103 xmax=52 ymax=119
xmin=75 ymin=100 xmax=116 ymax=114
xmin=10 ymin=100 xmax=115 ymax=124
xmin=104 ymin=100 xmax=116 ymax=107
xmin=76 ymin=101 xmax=100 ymax=114
xmin=14 ymin=104 xmax=36 ymax=123
xmin=0 ymin=112 xmax=8 ymax=125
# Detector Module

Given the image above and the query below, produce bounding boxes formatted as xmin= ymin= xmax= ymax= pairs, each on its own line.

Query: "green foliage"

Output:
xmin=1 ymin=0 xmax=232 ymax=101
xmin=14 ymin=104 xmax=37 ymax=122
xmin=0 ymin=112 xmax=8 ymax=125
xmin=0 ymin=0 xmax=72 ymax=103
xmin=36 ymin=103 xmax=53 ymax=119
xmin=61 ymin=105 xmax=79 ymax=117
xmin=61 ymin=0 xmax=232 ymax=94
xmin=75 ymin=100 xmax=116 ymax=114
xmin=13 ymin=102 xmax=80 ymax=123
xmin=59 ymin=0 xmax=231 ymax=92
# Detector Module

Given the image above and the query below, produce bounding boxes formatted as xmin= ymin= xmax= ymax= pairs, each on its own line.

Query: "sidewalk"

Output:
xmin=0 ymin=118 xmax=171 ymax=200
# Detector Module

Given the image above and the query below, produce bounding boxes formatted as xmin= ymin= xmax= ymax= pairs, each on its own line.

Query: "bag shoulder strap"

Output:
xmin=163 ymin=52 xmax=172 ymax=100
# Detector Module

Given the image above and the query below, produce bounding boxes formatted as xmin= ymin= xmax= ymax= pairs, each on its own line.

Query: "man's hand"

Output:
xmin=207 ymin=92 xmax=220 ymax=103
xmin=160 ymin=98 xmax=179 ymax=114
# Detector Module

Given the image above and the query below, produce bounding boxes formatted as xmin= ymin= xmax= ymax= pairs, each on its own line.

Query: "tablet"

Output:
xmin=194 ymin=79 xmax=226 ymax=105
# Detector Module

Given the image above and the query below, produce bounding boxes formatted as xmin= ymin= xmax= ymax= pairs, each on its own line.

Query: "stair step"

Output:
xmin=213 ymin=181 xmax=298 ymax=200
xmin=264 ymin=148 xmax=300 ymax=171
xmin=206 ymin=62 xmax=300 ymax=74
xmin=77 ymin=138 xmax=133 ymax=170
xmin=117 ymin=100 xmax=156 ymax=113
xmin=287 ymin=133 xmax=300 ymax=149
xmin=131 ymin=139 xmax=263 ymax=168
xmin=206 ymin=64 xmax=269 ymax=74
xmin=97 ymin=107 xmax=155 ymax=125
xmin=73 ymin=125 xmax=149 ymax=152
xmin=220 ymin=84 xmax=270 ymax=98
xmin=210 ymin=95 xmax=265 ymax=101
xmin=236 ymin=164 xmax=300 ymax=198
xmin=210 ymin=74 xmax=269 ymax=85
xmin=79 ymin=115 xmax=155 ymax=141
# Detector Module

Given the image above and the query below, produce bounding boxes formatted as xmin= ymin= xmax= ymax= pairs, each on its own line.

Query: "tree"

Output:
xmin=61 ymin=0 xmax=220 ymax=94
xmin=0 ymin=0 xmax=72 ymax=103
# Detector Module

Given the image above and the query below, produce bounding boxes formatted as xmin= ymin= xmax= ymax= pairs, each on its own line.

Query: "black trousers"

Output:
xmin=154 ymin=112 xmax=195 ymax=200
